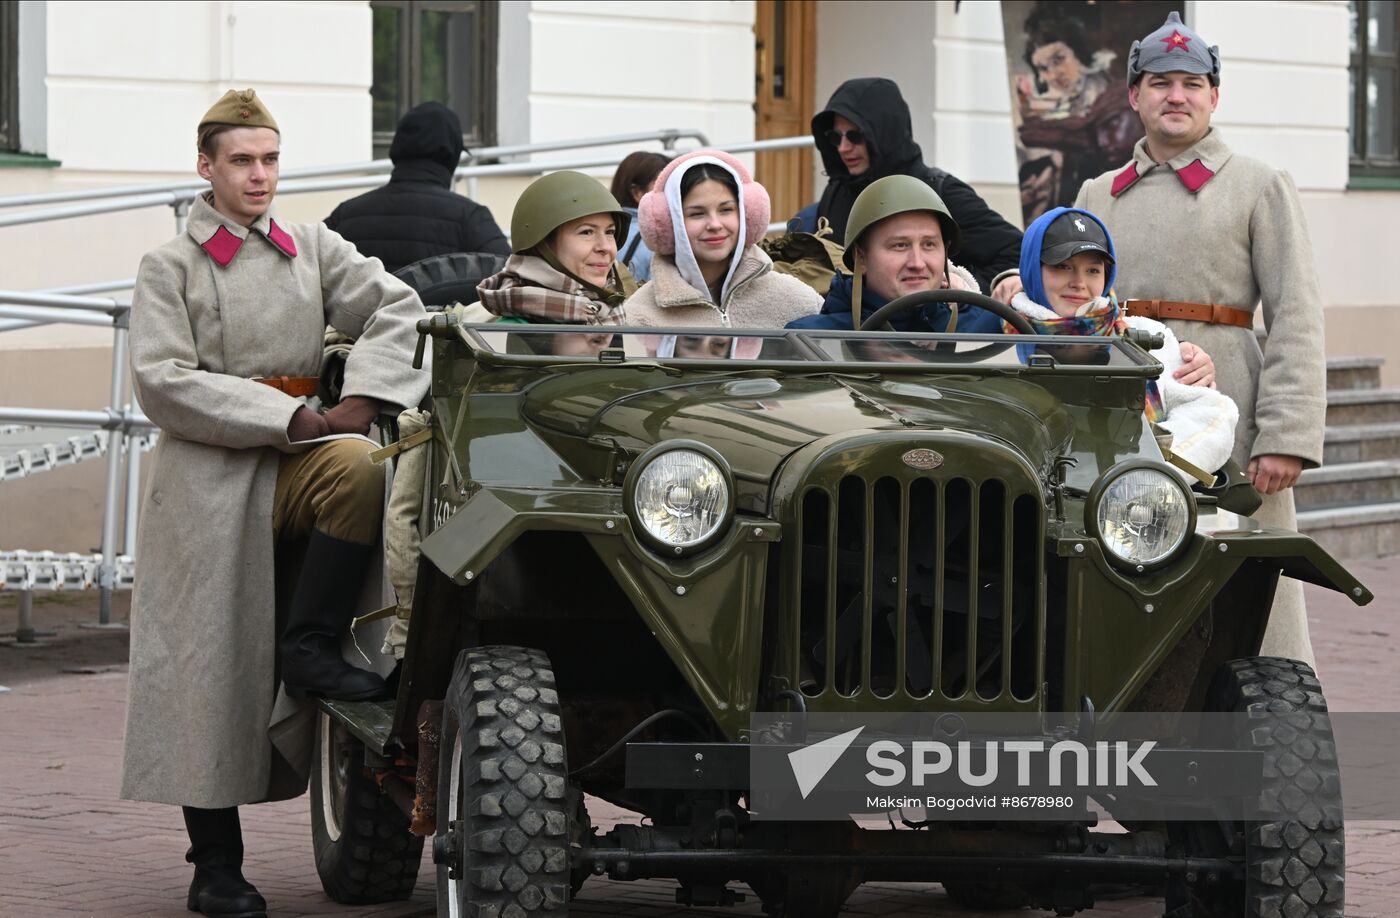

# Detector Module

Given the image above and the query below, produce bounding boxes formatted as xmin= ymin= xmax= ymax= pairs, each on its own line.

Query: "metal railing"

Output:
xmin=0 ymin=127 xmax=815 ymax=640
xmin=0 ymin=132 xmax=813 ymax=234
xmin=0 ymin=127 xmax=714 ymax=211
xmin=0 ymin=288 xmax=151 ymax=635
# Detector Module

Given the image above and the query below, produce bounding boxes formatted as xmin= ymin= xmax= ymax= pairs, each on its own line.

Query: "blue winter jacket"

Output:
xmin=619 ymin=206 xmax=655 ymax=283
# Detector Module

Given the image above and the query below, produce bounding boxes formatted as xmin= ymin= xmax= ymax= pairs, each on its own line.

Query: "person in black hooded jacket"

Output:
xmin=325 ymin=102 xmax=510 ymax=273
xmin=791 ymin=77 xmax=1024 ymax=300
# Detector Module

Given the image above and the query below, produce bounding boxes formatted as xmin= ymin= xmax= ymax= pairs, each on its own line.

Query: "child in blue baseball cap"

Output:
xmin=1006 ymin=206 xmax=1239 ymax=478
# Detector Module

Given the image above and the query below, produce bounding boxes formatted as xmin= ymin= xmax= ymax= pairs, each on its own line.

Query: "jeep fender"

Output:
xmin=419 ymin=485 xmax=780 ymax=738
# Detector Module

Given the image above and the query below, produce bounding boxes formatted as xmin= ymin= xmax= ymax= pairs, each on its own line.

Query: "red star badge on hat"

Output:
xmin=1161 ymin=30 xmax=1191 ymax=52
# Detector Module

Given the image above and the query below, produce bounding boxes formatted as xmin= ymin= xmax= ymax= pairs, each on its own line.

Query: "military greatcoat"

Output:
xmin=1077 ymin=129 xmax=1325 ymax=665
xmin=121 ymin=193 xmax=428 ymax=807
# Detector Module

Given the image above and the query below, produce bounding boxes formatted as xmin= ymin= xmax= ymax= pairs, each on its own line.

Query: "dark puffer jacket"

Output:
xmin=793 ymin=78 xmax=1023 ymax=294
xmin=325 ymin=102 xmax=510 ymax=272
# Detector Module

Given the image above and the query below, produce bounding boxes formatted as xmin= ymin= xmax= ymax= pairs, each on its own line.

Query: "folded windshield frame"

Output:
xmin=456 ymin=323 xmax=1162 ymax=377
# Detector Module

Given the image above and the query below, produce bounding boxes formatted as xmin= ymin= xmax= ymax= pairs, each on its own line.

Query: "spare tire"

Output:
xmin=393 ymin=251 xmax=508 ymax=309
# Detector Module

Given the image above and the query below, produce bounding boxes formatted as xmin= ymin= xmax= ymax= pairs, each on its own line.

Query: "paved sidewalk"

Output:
xmin=1 ymin=559 xmax=1398 ymax=917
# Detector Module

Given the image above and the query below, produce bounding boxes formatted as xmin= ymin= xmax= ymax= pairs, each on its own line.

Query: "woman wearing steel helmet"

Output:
xmin=473 ymin=170 xmax=635 ymax=327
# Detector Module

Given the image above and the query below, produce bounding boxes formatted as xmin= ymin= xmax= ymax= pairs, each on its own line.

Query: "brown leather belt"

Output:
xmin=1124 ymin=299 xmax=1254 ymax=330
xmin=253 ymin=375 xmax=320 ymax=397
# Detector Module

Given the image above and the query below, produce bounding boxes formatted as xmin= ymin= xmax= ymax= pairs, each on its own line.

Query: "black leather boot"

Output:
xmin=183 ymin=807 xmax=267 ymax=918
xmin=280 ymin=530 xmax=387 ymax=701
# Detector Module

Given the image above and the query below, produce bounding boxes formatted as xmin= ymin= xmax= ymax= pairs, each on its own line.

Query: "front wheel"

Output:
xmin=435 ymin=645 xmax=572 ymax=917
xmin=1170 ymin=657 xmax=1345 ymax=917
xmin=309 ymin=710 xmax=423 ymax=903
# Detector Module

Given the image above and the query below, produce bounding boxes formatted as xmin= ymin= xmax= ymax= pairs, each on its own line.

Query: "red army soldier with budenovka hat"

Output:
xmin=121 ymin=89 xmax=428 ymax=917
xmin=1076 ymin=12 xmax=1325 ymax=668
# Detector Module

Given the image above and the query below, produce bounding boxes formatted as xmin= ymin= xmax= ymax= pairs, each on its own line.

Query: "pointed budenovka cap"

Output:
xmin=1127 ymin=11 xmax=1220 ymax=87
xmin=198 ymin=89 xmax=280 ymax=133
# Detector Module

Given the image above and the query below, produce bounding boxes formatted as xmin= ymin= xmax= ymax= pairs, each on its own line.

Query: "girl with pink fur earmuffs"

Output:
xmin=622 ymin=150 xmax=821 ymax=330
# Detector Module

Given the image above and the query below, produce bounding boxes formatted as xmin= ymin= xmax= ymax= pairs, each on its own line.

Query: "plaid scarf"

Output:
xmin=1004 ymin=293 xmax=1164 ymax=422
xmin=476 ymin=254 xmax=627 ymax=326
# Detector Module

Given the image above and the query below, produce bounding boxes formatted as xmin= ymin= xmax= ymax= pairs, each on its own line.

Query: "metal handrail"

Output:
xmin=0 ymin=290 xmax=128 ymax=313
xmin=0 ymin=127 xmax=713 ymax=211
xmin=47 ymin=279 xmax=136 ymax=295
xmin=0 ymin=134 xmax=816 ymax=232
xmin=0 ymin=406 xmax=153 ymax=431
xmin=0 ymin=305 xmax=121 ymax=329
xmin=0 ymin=289 xmax=128 ymax=331
xmin=0 ymin=288 xmax=137 ymax=623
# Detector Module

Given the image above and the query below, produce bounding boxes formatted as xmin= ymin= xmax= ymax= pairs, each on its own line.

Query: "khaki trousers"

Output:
xmin=273 ymin=439 xmax=384 ymax=545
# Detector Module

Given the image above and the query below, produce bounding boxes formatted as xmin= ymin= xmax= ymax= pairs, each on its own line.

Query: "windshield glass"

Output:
xmin=461 ymin=325 xmax=1149 ymax=372
xmin=465 ymin=327 xmax=810 ymax=361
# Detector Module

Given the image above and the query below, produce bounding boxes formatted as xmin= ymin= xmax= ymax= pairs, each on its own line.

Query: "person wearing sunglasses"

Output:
xmin=790 ymin=77 xmax=1024 ymax=301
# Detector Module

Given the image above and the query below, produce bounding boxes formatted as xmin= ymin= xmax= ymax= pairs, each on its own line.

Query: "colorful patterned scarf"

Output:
xmin=1004 ymin=293 xmax=1163 ymax=423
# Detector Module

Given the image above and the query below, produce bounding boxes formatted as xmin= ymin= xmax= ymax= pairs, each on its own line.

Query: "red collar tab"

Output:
xmin=201 ymin=226 xmax=243 ymax=267
xmin=1110 ymin=162 xmax=1141 ymax=197
xmin=267 ymin=219 xmax=298 ymax=258
xmin=1175 ymin=159 xmax=1216 ymax=193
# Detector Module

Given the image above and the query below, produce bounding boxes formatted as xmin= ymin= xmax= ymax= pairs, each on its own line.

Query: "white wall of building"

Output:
xmin=930 ymin=1 xmax=1018 ymax=192
xmin=35 ymin=0 xmax=372 ymax=172
xmin=508 ymin=0 xmax=756 ymax=167
xmin=1192 ymin=0 xmax=1351 ymax=191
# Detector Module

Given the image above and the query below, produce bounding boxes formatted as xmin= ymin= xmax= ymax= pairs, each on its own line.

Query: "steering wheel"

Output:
xmin=859 ymin=288 xmax=1035 ymax=335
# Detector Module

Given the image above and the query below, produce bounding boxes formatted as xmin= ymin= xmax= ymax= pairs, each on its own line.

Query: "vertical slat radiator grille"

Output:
xmin=786 ymin=453 xmax=1045 ymax=709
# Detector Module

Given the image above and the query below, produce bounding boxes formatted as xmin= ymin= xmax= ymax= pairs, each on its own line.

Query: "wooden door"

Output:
xmin=754 ymin=0 xmax=816 ymax=228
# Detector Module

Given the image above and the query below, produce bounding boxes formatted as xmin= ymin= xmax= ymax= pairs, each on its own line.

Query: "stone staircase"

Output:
xmin=1295 ymin=356 xmax=1400 ymax=558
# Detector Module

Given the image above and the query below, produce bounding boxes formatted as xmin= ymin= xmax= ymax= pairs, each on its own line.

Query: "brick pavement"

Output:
xmin=1 ymin=558 xmax=1398 ymax=917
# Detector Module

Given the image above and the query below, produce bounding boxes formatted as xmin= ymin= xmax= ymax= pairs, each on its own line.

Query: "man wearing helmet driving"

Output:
xmin=787 ymin=175 xmax=1000 ymax=333
xmin=1076 ymin=12 xmax=1326 ymax=666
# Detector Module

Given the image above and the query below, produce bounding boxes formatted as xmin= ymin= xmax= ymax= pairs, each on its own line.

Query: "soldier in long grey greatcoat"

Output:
xmin=121 ymin=89 xmax=428 ymax=918
xmin=1075 ymin=14 xmax=1325 ymax=666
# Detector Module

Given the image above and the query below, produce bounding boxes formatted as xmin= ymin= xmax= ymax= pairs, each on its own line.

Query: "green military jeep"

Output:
xmin=307 ymin=290 xmax=1371 ymax=917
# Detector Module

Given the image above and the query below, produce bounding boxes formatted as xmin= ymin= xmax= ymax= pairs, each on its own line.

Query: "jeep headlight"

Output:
xmin=626 ymin=442 xmax=733 ymax=555
xmin=1088 ymin=461 xmax=1195 ymax=571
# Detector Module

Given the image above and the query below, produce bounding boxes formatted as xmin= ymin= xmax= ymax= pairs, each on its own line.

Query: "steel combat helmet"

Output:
xmin=1127 ymin=11 xmax=1221 ymax=87
xmin=510 ymin=171 xmax=632 ymax=255
xmin=842 ymin=174 xmax=961 ymax=270
xmin=842 ymin=175 xmax=964 ymax=331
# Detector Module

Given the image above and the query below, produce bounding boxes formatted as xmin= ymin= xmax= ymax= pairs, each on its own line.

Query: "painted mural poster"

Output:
xmin=1001 ymin=0 xmax=1183 ymax=226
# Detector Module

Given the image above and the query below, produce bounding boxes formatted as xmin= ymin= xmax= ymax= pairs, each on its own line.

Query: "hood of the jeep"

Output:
xmin=524 ymin=371 xmax=1077 ymax=485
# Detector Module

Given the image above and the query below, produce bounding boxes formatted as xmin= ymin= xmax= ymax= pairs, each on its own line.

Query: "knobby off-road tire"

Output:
xmin=1172 ymin=657 xmax=1345 ymax=918
xmin=309 ymin=710 xmax=423 ymax=903
xmin=436 ymin=646 xmax=571 ymax=917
